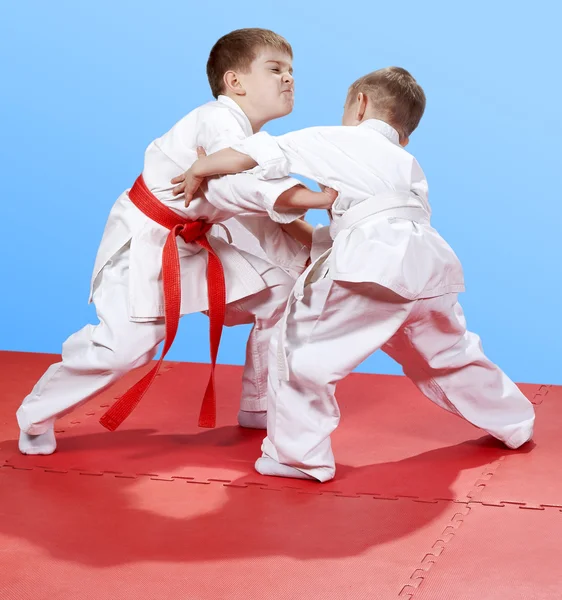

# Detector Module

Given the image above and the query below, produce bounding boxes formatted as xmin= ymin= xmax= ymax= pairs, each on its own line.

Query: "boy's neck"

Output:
xmin=223 ymin=93 xmax=268 ymax=133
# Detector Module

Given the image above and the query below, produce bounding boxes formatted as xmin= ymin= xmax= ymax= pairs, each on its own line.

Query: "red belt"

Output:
xmin=98 ymin=175 xmax=226 ymax=431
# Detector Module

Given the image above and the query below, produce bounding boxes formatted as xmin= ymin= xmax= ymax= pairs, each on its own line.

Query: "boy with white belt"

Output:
xmin=177 ymin=66 xmax=535 ymax=482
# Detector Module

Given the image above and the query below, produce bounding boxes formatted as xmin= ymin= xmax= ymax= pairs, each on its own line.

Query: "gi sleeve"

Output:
xmin=196 ymin=108 xmax=304 ymax=223
xmin=231 ymin=127 xmax=333 ymax=186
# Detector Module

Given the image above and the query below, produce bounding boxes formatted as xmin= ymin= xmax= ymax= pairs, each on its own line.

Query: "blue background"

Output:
xmin=1 ymin=1 xmax=560 ymax=384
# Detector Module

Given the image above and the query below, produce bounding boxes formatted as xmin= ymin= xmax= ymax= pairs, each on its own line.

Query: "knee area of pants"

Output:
xmin=290 ymin=358 xmax=334 ymax=388
xmin=98 ymin=345 xmax=156 ymax=373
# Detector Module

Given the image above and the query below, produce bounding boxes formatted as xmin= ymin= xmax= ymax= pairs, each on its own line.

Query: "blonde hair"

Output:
xmin=207 ymin=28 xmax=293 ymax=98
xmin=347 ymin=67 xmax=426 ymax=140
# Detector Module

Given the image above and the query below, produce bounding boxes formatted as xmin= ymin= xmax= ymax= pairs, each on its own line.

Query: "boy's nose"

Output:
xmin=283 ymin=72 xmax=294 ymax=85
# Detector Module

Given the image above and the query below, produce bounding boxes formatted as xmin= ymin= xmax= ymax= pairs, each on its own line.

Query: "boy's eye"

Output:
xmin=270 ymin=68 xmax=280 ymax=72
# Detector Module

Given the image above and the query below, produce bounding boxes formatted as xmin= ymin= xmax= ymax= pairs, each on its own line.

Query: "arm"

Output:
xmin=280 ymin=218 xmax=314 ymax=248
xmin=177 ymin=108 xmax=307 ymax=223
xmin=189 ymin=147 xmax=258 ymax=178
xmin=176 ymin=147 xmax=337 ymax=210
xmin=275 ymin=184 xmax=337 ymax=210
xmin=231 ymin=127 xmax=337 ymax=185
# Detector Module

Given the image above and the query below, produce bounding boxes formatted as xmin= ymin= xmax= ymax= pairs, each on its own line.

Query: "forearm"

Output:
xmin=280 ymin=218 xmax=314 ymax=248
xmin=275 ymin=185 xmax=335 ymax=210
xmin=204 ymin=172 xmax=305 ymax=223
xmin=194 ymin=148 xmax=257 ymax=178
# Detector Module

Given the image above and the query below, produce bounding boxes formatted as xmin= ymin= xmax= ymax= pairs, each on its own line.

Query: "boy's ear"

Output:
xmin=223 ymin=71 xmax=245 ymax=96
xmin=356 ymin=92 xmax=368 ymax=122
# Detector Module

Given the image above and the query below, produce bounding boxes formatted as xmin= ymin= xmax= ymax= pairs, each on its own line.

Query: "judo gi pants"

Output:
xmin=17 ymin=243 xmax=295 ymax=434
xmin=263 ymin=277 xmax=536 ymax=481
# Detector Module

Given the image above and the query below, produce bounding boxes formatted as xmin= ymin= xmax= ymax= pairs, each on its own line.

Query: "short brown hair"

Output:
xmin=347 ymin=67 xmax=426 ymax=140
xmin=207 ymin=28 xmax=293 ymax=99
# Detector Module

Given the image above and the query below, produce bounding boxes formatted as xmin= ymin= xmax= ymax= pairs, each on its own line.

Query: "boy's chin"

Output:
xmin=260 ymin=103 xmax=293 ymax=123
xmin=272 ymin=104 xmax=294 ymax=119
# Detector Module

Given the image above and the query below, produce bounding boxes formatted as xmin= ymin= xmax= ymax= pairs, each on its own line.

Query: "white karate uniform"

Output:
xmin=233 ymin=120 xmax=536 ymax=481
xmin=17 ymin=96 xmax=309 ymax=435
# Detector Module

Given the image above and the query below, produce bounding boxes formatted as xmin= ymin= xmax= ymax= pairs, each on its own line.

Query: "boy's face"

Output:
xmin=239 ymin=48 xmax=294 ymax=120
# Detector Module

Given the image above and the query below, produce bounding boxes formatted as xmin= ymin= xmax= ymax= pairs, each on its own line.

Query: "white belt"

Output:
xmin=330 ymin=193 xmax=430 ymax=238
xmin=277 ymin=193 xmax=430 ymax=382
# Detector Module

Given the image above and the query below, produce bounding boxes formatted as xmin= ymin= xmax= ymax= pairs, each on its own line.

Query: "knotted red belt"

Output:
xmin=99 ymin=175 xmax=226 ymax=431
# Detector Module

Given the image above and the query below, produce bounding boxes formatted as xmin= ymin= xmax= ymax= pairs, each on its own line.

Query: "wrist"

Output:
xmin=191 ymin=158 xmax=207 ymax=178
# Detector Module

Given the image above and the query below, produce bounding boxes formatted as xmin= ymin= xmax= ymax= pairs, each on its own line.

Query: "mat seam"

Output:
xmin=397 ymin=441 xmax=510 ymax=598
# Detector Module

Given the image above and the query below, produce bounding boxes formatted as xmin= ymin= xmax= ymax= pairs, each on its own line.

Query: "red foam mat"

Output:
xmin=411 ymin=503 xmax=562 ymax=600
xmin=473 ymin=384 xmax=562 ymax=508
xmin=0 ymin=465 xmax=466 ymax=600
xmin=2 ymin=355 xmax=544 ymax=502
xmin=0 ymin=350 xmax=174 ymax=458
xmin=1 ymin=351 xmax=560 ymax=600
